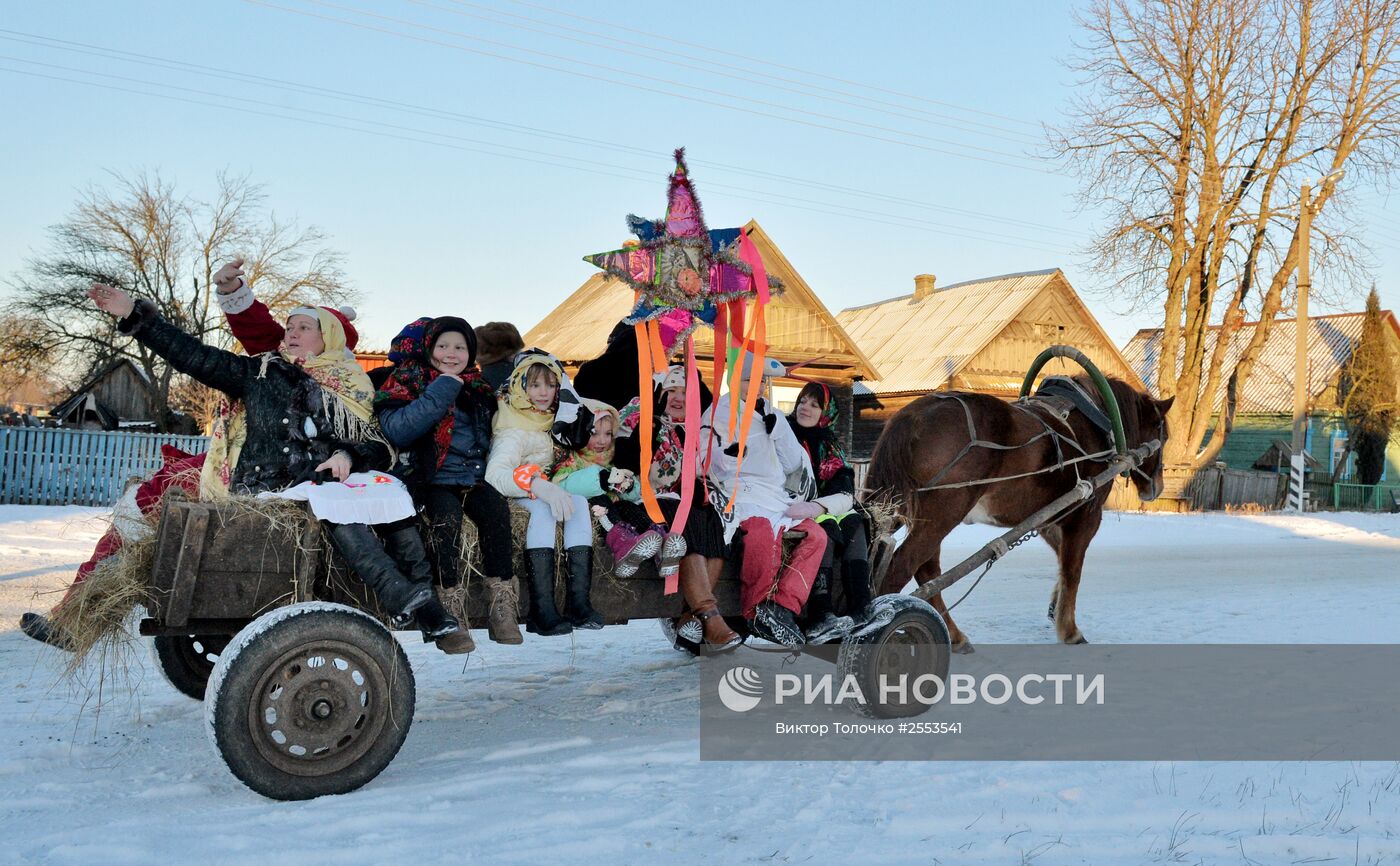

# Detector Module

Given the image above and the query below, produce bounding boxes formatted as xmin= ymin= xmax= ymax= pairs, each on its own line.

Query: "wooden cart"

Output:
xmin=137 ymin=500 xmax=950 ymax=800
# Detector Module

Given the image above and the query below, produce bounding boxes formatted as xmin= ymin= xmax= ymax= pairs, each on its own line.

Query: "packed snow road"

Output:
xmin=2 ymin=505 xmax=1398 ymax=864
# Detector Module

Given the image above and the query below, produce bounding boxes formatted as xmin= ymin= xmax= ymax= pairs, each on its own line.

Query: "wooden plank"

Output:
xmin=294 ymin=516 xmax=323 ymax=603
xmin=164 ymin=506 xmax=210 ymax=628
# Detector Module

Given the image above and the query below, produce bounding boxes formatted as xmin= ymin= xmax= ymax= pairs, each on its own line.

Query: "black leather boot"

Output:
xmin=379 ymin=521 xmax=461 ymax=639
xmin=563 ymin=546 xmax=604 ymax=630
xmin=523 ymin=548 xmax=571 ymax=637
xmin=804 ymin=567 xmax=834 ymax=625
xmin=842 ymin=558 xmax=874 ymax=619
xmin=327 ymin=522 xmax=433 ymax=628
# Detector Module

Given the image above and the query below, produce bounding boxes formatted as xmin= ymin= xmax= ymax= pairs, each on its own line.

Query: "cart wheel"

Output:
xmin=837 ymin=595 xmax=951 ymax=719
xmin=153 ymin=634 xmax=231 ymax=701
xmin=205 ymin=602 xmax=415 ymax=801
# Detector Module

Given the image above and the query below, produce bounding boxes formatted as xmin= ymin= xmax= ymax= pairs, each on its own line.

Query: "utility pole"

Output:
xmin=1287 ymin=169 xmax=1344 ymax=513
xmin=1287 ymin=183 xmax=1313 ymax=513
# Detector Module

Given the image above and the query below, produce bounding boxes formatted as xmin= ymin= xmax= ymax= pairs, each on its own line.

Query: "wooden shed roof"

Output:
xmin=523 ymin=220 xmax=879 ymax=384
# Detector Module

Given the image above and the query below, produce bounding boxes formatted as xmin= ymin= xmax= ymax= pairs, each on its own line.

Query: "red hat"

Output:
xmin=290 ymin=305 xmax=359 ymax=351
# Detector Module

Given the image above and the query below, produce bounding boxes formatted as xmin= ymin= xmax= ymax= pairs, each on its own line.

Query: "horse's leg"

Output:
xmin=1040 ymin=524 xmax=1064 ymax=621
xmin=1050 ymin=506 xmax=1103 ymax=645
xmin=924 ymin=584 xmax=974 ymax=654
xmin=877 ymin=514 xmax=944 ymax=596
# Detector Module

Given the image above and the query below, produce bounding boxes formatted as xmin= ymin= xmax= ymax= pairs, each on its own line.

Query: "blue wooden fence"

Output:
xmin=0 ymin=427 xmax=209 ymax=507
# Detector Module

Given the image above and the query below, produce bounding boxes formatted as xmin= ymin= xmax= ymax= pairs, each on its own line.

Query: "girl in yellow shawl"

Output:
xmin=484 ymin=350 xmax=601 ymax=634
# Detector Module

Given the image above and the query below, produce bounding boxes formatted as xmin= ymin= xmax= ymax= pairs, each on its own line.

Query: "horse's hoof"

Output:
xmin=1064 ymin=634 xmax=1089 ymax=645
xmin=1046 ymin=603 xmax=1056 ymax=621
xmin=952 ymin=640 xmax=976 ymax=654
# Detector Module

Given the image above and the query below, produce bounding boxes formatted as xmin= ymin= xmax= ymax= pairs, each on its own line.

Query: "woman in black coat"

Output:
xmin=86 ymin=282 xmax=468 ymax=650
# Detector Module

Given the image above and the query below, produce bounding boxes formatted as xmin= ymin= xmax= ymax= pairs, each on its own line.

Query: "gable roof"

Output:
xmin=837 ymin=268 xmax=1140 ymax=395
xmin=523 ymin=219 xmax=878 ymax=383
xmin=1121 ymin=310 xmax=1400 ymax=414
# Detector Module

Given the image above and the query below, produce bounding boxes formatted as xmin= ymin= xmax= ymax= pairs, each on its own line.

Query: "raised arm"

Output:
xmin=213 ymin=259 xmax=286 ymax=354
xmin=90 ymin=283 xmax=258 ymax=399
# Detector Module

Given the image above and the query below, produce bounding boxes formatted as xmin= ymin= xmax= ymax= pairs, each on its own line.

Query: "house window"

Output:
xmin=1330 ymin=431 xmax=1351 ymax=480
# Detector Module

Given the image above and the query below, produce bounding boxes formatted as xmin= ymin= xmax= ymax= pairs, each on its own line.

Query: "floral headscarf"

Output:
xmin=548 ymin=398 xmax=619 ymax=483
xmin=787 ymin=382 xmax=851 ymax=488
xmin=494 ymin=349 xmax=592 ymax=449
xmin=374 ymin=316 xmax=496 ymax=471
xmin=202 ymin=307 xmax=379 ymax=498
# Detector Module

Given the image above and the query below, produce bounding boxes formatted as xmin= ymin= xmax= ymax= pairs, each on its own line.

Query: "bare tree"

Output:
xmin=1054 ymin=0 xmax=1400 ymax=469
xmin=1 ymin=170 xmax=353 ymax=430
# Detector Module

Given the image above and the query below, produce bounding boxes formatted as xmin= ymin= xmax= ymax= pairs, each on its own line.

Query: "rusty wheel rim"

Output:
xmin=247 ymin=639 xmax=392 ymax=777
xmin=875 ymin=618 xmax=940 ymax=684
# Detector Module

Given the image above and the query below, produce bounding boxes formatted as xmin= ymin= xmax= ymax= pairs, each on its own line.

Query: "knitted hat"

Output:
xmin=289 ymin=305 xmax=359 ymax=351
xmin=427 ymin=316 xmax=476 ymax=369
xmin=475 ymin=321 xmax=524 ymax=367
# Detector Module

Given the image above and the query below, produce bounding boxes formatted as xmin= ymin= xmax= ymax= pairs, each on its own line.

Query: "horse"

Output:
xmin=864 ymin=376 xmax=1171 ymax=651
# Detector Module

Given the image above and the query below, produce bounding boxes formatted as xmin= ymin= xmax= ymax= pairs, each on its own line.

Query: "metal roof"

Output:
xmin=836 ymin=269 xmax=1063 ymax=395
xmin=1121 ymin=311 xmax=1400 ymax=413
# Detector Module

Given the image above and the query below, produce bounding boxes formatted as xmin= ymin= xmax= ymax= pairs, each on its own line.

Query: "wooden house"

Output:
xmin=836 ymin=269 xmax=1143 ymax=458
xmin=1122 ymin=310 xmax=1400 ymax=483
xmin=50 ymin=358 xmax=165 ymax=432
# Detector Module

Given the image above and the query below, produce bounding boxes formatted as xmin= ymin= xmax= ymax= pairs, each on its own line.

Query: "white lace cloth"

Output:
xmin=258 ymin=471 xmax=416 ymax=524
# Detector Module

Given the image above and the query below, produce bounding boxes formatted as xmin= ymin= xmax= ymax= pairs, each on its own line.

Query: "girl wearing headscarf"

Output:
xmin=549 ymin=399 xmax=668 ymax=579
xmin=375 ymin=316 xmax=520 ymax=647
xmin=787 ymin=382 xmax=873 ymax=640
xmin=85 ymin=282 xmax=463 ymax=648
xmin=484 ymin=351 xmax=600 ymax=635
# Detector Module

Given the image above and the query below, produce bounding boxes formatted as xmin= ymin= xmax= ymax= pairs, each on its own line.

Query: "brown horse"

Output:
xmin=864 ymin=376 xmax=1171 ymax=651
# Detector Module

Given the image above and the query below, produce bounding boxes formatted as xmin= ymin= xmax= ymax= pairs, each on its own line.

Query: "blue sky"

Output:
xmin=2 ymin=0 xmax=1397 ymax=352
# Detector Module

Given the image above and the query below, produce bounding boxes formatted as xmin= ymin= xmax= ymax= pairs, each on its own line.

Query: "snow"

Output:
xmin=3 ymin=505 xmax=1400 ymax=864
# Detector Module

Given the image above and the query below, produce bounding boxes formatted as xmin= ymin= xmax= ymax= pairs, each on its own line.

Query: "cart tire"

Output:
xmin=837 ymin=595 xmax=950 ymax=719
xmin=153 ymin=634 xmax=230 ymax=701
xmin=205 ymin=602 xmax=415 ymax=801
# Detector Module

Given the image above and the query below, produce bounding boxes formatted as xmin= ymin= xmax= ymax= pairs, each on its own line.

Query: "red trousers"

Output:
xmin=59 ymin=446 xmax=206 ymax=608
xmin=737 ymin=516 xmax=827 ymax=619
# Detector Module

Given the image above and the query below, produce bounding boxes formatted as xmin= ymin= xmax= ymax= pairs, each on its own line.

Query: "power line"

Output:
xmin=418 ymin=0 xmax=1045 ymax=147
xmin=0 ymin=29 xmax=1081 ymax=238
xmin=502 ymin=0 xmax=1046 ymax=131
xmin=242 ymin=0 xmax=1058 ymax=174
xmin=0 ymin=61 xmax=1070 ymax=252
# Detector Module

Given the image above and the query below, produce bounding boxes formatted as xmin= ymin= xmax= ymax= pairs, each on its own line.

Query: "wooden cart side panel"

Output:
xmin=163 ymin=507 xmax=211 ymax=627
xmin=147 ymin=501 xmax=192 ymax=621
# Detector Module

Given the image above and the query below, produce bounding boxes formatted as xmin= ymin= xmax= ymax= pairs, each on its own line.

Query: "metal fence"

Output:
xmin=1331 ymin=482 xmax=1400 ymax=512
xmin=0 ymin=427 xmax=208 ymax=506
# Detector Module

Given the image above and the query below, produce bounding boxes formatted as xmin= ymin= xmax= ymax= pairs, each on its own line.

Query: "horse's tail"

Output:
xmin=864 ymin=410 xmax=924 ymax=526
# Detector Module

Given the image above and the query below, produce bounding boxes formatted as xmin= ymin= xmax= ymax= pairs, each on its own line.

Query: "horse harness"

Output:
xmin=913 ymin=377 xmax=1122 ymax=494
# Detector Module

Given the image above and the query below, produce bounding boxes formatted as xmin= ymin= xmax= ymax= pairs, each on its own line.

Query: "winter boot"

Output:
xmin=523 ymin=548 xmax=572 ymax=637
xmin=563 ymin=546 xmax=604 ymax=630
xmin=656 ymin=532 xmax=687 ymax=580
xmin=802 ymin=567 xmax=852 ymax=643
xmin=605 ymin=523 xmax=663 ymax=578
xmin=750 ymin=600 xmax=804 ymax=648
xmin=841 ymin=558 xmax=874 ymax=621
xmin=676 ymin=555 xmax=741 ymax=653
xmin=329 ymin=523 xmax=434 ymax=629
xmin=416 ymin=595 xmax=471 ymax=654
xmin=19 ymin=612 xmax=73 ymax=651
xmin=485 ymin=577 xmax=524 ymax=644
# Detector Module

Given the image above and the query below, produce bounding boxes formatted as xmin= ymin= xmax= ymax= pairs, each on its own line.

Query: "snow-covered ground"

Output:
xmin=2 ymin=504 xmax=1399 ymax=865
